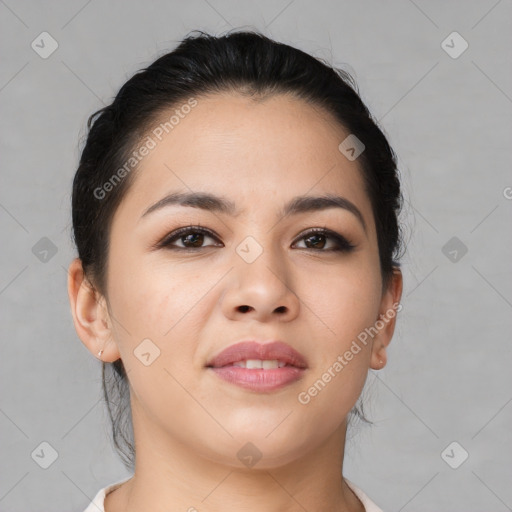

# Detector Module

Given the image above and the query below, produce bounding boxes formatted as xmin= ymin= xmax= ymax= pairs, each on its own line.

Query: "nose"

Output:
xmin=220 ymin=240 xmax=300 ymax=323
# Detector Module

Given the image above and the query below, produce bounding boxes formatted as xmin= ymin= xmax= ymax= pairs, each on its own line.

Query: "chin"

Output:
xmin=205 ymin=424 xmax=317 ymax=469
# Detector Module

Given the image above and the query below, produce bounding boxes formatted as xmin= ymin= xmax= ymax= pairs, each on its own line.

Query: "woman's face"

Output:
xmin=80 ymin=92 xmax=401 ymax=468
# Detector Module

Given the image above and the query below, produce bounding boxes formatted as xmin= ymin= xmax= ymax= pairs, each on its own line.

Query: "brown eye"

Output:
xmin=179 ymin=232 xmax=206 ymax=248
xmin=303 ymin=233 xmax=328 ymax=249
xmin=158 ymin=226 xmax=222 ymax=250
xmin=294 ymin=228 xmax=355 ymax=252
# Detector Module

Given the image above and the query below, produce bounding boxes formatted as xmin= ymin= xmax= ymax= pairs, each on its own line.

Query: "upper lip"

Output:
xmin=206 ymin=341 xmax=308 ymax=369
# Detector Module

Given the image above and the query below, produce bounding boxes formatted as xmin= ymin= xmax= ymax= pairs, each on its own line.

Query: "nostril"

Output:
xmin=238 ymin=305 xmax=252 ymax=313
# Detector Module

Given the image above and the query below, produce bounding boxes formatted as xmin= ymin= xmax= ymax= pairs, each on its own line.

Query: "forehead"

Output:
xmin=114 ymin=92 xmax=372 ymax=226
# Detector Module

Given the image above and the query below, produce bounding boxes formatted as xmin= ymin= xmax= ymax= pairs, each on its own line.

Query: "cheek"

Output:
xmin=295 ymin=256 xmax=381 ymax=411
xmin=300 ymin=257 xmax=382 ymax=346
xmin=107 ymin=263 xmax=203 ymax=405
xmin=108 ymin=258 xmax=213 ymax=376
xmin=108 ymin=254 xmax=196 ymax=336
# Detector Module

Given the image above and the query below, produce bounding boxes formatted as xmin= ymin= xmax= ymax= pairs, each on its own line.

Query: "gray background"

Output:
xmin=1 ymin=1 xmax=511 ymax=511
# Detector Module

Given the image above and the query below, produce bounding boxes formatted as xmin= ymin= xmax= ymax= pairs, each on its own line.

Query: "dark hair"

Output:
xmin=71 ymin=29 xmax=405 ymax=472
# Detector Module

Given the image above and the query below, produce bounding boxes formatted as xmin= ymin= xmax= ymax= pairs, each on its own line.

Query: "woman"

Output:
xmin=68 ymin=29 xmax=404 ymax=512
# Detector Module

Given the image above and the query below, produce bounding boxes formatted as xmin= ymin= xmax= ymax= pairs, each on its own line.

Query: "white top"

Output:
xmin=83 ymin=476 xmax=384 ymax=512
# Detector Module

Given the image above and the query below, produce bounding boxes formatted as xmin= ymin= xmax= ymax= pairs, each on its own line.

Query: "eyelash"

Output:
xmin=156 ymin=225 xmax=356 ymax=253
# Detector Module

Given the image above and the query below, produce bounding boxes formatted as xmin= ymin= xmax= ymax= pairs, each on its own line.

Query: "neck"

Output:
xmin=105 ymin=405 xmax=365 ymax=512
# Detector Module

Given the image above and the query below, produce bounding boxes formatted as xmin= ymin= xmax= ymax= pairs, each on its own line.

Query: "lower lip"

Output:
xmin=208 ymin=366 xmax=306 ymax=392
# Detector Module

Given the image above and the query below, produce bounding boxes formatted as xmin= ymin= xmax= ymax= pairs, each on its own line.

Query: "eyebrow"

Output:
xmin=140 ymin=191 xmax=367 ymax=232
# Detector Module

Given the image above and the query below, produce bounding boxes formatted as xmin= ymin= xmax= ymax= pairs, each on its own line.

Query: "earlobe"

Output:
xmin=67 ymin=258 xmax=121 ymax=362
xmin=370 ymin=348 xmax=387 ymax=370
xmin=370 ymin=267 xmax=403 ymax=370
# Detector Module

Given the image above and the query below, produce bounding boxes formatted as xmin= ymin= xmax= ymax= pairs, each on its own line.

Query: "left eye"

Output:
xmin=292 ymin=228 xmax=355 ymax=252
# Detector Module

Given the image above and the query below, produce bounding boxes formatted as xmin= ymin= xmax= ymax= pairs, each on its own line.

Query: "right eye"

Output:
xmin=157 ymin=225 xmax=223 ymax=251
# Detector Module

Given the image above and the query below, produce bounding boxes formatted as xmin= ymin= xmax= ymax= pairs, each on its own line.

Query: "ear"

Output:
xmin=67 ymin=258 xmax=121 ymax=363
xmin=369 ymin=267 xmax=403 ymax=370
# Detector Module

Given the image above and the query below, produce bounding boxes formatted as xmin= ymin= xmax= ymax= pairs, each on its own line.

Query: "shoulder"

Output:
xmin=82 ymin=477 xmax=132 ymax=512
xmin=345 ymin=479 xmax=385 ymax=512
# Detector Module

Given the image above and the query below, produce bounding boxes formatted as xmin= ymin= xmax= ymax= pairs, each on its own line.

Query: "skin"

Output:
xmin=68 ymin=91 xmax=402 ymax=512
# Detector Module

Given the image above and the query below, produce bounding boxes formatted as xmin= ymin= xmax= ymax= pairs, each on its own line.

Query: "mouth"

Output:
xmin=205 ymin=340 xmax=308 ymax=369
xmin=223 ymin=359 xmax=289 ymax=369
xmin=205 ymin=340 xmax=307 ymax=392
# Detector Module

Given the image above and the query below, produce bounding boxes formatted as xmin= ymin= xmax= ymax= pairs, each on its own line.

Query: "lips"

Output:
xmin=205 ymin=340 xmax=308 ymax=369
xmin=206 ymin=340 xmax=308 ymax=392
